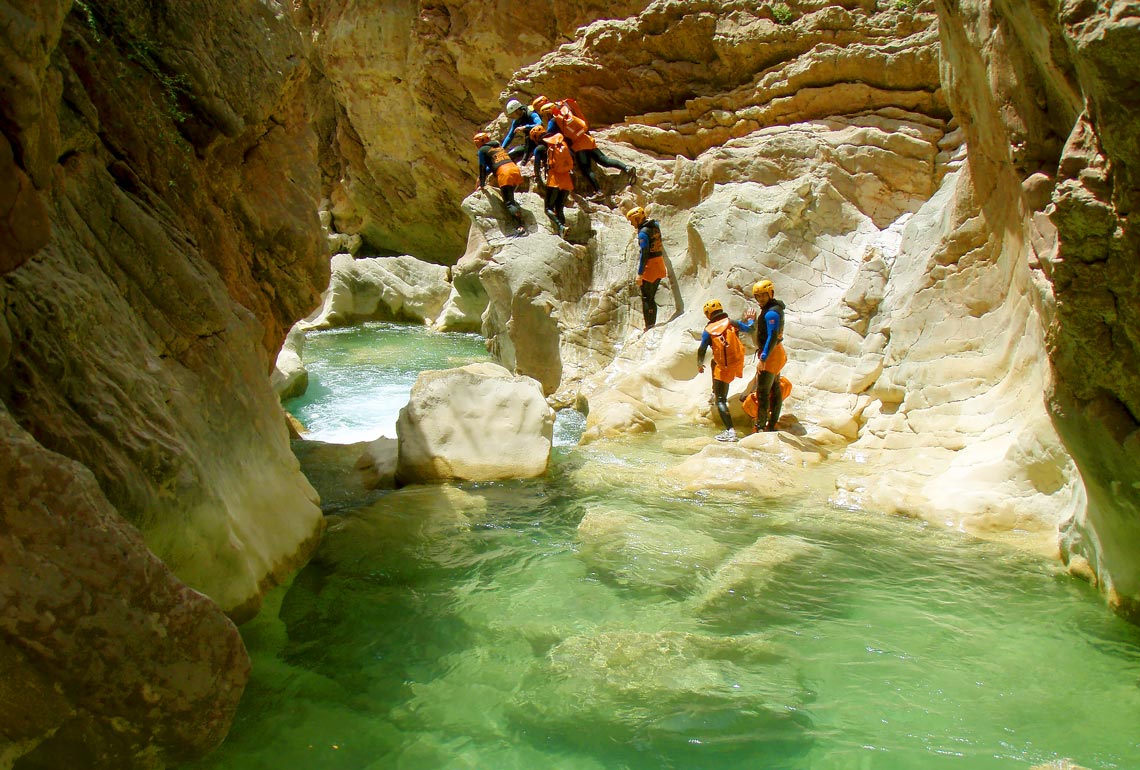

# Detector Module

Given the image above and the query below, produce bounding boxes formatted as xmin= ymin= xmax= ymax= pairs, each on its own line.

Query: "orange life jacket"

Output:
xmin=553 ymin=100 xmax=594 ymax=150
xmin=705 ymin=316 xmax=745 ymax=382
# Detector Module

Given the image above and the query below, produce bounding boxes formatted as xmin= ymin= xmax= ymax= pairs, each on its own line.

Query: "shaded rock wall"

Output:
xmin=935 ymin=0 xmax=1140 ymax=619
xmin=1 ymin=0 xmax=330 ymax=765
xmin=297 ymin=0 xmax=651 ymax=260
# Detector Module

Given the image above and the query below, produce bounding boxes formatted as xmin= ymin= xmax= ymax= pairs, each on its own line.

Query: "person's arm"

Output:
xmin=476 ymin=147 xmax=489 ymax=188
xmin=760 ymin=308 xmax=779 ymax=361
xmin=697 ymin=331 xmax=711 ymax=372
xmin=636 ymin=229 xmax=650 ymax=281
xmin=500 ymin=118 xmax=519 ymax=148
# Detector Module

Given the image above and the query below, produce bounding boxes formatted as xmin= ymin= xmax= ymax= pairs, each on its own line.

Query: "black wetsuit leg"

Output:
xmin=574 ymin=149 xmax=602 ymax=192
xmin=588 ymin=147 xmax=630 ymax=172
xmin=712 ymin=378 xmax=732 ymax=431
xmin=752 ymin=370 xmax=777 ymax=431
xmin=640 ymin=279 xmax=659 ymax=329
xmin=544 ymin=186 xmax=561 ymax=229
xmin=553 ymin=189 xmax=568 ymax=226
xmin=766 ymin=373 xmax=783 ymax=430
xmin=500 ymin=185 xmax=524 ymax=228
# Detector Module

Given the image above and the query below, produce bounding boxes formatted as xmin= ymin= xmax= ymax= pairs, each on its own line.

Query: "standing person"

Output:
xmin=474 ymin=131 xmax=526 ymax=236
xmin=531 ymin=125 xmax=574 ymax=236
xmin=748 ymin=279 xmax=787 ymax=432
xmin=540 ymin=101 xmax=637 ymax=196
xmin=697 ymin=299 xmax=756 ymax=442
xmin=501 ymin=98 xmax=542 ymax=164
xmin=625 ymin=206 xmax=667 ymax=330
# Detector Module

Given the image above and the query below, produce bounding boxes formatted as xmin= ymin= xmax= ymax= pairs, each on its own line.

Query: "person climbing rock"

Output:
xmin=626 ymin=206 xmax=666 ymax=330
xmin=474 ymin=131 xmax=527 ymax=236
xmin=531 ymin=125 xmax=574 ymax=236
xmin=501 ymin=97 xmax=543 ymax=164
xmin=697 ymin=299 xmax=756 ymax=442
xmin=745 ymin=279 xmax=787 ymax=432
xmin=539 ymin=100 xmax=637 ymax=197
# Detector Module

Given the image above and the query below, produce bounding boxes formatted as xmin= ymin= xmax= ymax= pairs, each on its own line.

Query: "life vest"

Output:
xmin=742 ymin=376 xmax=793 ymax=419
xmin=705 ymin=316 xmax=745 ymax=382
xmin=486 ymin=143 xmax=513 ymax=171
xmin=638 ymin=220 xmax=667 ymax=283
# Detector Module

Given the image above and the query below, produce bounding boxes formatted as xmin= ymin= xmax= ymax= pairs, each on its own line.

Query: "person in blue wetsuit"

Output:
xmin=742 ymin=279 xmax=787 ymax=433
xmin=501 ymin=98 xmax=543 ymax=164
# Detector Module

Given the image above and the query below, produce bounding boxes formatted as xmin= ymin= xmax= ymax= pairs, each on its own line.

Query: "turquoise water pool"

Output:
xmin=192 ymin=324 xmax=1140 ymax=770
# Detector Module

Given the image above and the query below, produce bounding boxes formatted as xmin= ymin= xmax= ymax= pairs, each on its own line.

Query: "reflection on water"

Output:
xmin=195 ymin=325 xmax=1140 ymax=770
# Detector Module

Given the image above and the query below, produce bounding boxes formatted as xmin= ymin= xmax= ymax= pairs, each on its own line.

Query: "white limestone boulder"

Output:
xmin=305 ymin=253 xmax=452 ymax=328
xmin=396 ymin=363 xmax=554 ymax=483
xmin=271 ymin=324 xmax=308 ymax=400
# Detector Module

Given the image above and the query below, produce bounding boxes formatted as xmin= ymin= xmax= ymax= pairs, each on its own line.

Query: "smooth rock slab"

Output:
xmin=396 ymin=363 xmax=554 ymax=483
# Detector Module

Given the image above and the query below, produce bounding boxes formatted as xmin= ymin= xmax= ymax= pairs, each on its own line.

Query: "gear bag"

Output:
xmin=546 ymin=134 xmax=574 ymax=174
xmin=706 ymin=317 xmax=745 ymax=374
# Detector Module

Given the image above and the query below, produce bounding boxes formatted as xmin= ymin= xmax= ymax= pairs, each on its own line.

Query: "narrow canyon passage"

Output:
xmin=190 ymin=325 xmax=1140 ymax=770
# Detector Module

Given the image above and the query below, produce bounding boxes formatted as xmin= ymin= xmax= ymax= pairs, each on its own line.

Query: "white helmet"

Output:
xmin=505 ymin=98 xmax=523 ymax=115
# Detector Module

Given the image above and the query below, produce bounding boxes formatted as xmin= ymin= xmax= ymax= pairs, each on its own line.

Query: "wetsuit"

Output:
xmin=697 ymin=312 xmax=755 ymax=431
xmin=636 ymin=219 xmax=667 ymax=329
xmin=752 ymin=298 xmax=787 ymax=431
xmin=502 ymin=108 xmax=543 ymax=163
xmin=477 ymin=140 xmax=524 ymax=229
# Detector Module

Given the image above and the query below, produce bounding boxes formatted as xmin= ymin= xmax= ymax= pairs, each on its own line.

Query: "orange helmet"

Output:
xmin=528 ymin=125 xmax=547 ymax=141
xmin=539 ymin=102 xmax=555 ymax=118
xmin=472 ymin=131 xmax=491 ymax=146
xmin=530 ymin=95 xmax=549 ymax=112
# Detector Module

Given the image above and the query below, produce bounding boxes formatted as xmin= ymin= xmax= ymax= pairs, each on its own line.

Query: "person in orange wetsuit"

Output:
xmin=626 ymin=206 xmax=667 ymax=330
xmin=530 ymin=124 xmax=575 ymax=237
xmin=697 ymin=299 xmax=756 ymax=442
xmin=539 ymin=100 xmax=636 ymax=197
xmin=474 ymin=131 xmax=526 ymax=236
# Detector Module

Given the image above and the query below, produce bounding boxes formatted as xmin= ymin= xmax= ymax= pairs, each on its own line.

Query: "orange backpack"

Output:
xmin=706 ymin=317 xmax=745 ymax=373
xmin=554 ymin=99 xmax=591 ymax=144
xmin=545 ymin=134 xmax=574 ymax=174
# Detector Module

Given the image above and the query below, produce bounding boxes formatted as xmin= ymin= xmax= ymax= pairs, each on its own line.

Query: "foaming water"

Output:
xmin=196 ymin=325 xmax=1140 ymax=770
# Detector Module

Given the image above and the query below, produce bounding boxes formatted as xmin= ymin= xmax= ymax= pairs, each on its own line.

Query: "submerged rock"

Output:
xmin=396 ymin=363 xmax=555 ymax=483
xmin=576 ymin=506 xmax=727 ymax=592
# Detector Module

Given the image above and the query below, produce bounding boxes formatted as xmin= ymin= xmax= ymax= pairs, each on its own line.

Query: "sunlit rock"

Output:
xmin=304 ymin=254 xmax=451 ymax=328
xmin=669 ymin=443 xmax=800 ymax=498
xmin=272 ymin=324 xmax=309 ymax=400
xmin=396 ymin=363 xmax=554 ymax=483
xmin=576 ymin=506 xmax=727 ymax=592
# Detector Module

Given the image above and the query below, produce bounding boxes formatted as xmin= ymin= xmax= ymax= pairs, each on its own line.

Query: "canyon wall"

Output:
xmin=1 ymin=0 xmax=329 ymax=765
xmin=933 ymin=0 xmax=1140 ymax=619
xmin=437 ymin=0 xmax=1130 ymax=617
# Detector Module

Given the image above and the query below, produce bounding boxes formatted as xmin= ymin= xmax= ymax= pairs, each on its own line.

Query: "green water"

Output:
xmin=195 ymin=324 xmax=1140 ymax=770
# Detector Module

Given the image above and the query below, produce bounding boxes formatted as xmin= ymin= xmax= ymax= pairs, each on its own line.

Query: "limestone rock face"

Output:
xmin=935 ymin=0 xmax=1140 ymax=619
xmin=1 ymin=0 xmax=328 ymax=764
xmin=396 ymin=362 xmax=555 ymax=483
xmin=450 ymin=1 xmax=1086 ymax=582
xmin=304 ymin=254 xmax=452 ymax=328
xmin=0 ymin=409 xmax=249 ymax=768
xmin=298 ymin=0 xmax=651 ymax=259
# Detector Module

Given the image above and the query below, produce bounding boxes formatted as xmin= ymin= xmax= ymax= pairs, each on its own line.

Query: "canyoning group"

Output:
xmin=474 ymin=94 xmax=791 ymax=443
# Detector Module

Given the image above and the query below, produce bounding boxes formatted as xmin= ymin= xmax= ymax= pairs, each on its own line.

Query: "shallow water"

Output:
xmin=193 ymin=324 xmax=1140 ymax=770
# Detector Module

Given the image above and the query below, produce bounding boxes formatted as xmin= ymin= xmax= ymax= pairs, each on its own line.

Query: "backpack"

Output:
xmin=546 ymin=134 xmax=574 ymax=174
xmin=555 ymin=99 xmax=591 ymax=143
xmin=706 ymin=317 xmax=745 ymax=372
